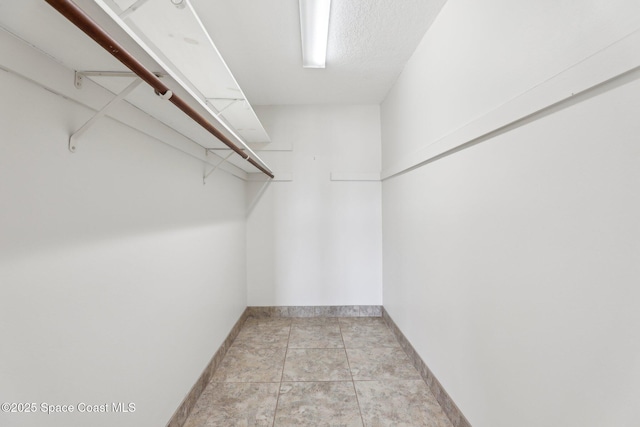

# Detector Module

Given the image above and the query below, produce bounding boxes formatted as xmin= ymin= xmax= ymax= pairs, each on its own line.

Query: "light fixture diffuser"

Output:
xmin=299 ymin=0 xmax=331 ymax=68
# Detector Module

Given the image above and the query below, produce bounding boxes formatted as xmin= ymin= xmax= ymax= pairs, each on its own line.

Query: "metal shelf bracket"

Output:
xmin=69 ymin=77 xmax=143 ymax=152
xmin=74 ymin=70 xmax=165 ymax=89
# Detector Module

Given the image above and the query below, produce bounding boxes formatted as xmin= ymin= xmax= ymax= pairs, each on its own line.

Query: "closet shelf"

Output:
xmin=43 ymin=0 xmax=273 ymax=178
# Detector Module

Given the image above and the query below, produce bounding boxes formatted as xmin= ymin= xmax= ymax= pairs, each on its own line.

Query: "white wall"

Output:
xmin=246 ymin=105 xmax=382 ymax=306
xmin=381 ymin=1 xmax=640 ymax=426
xmin=382 ymin=0 xmax=640 ymax=172
xmin=0 ymin=70 xmax=247 ymax=427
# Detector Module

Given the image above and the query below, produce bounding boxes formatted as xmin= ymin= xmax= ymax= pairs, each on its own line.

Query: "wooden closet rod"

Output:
xmin=44 ymin=0 xmax=274 ymax=179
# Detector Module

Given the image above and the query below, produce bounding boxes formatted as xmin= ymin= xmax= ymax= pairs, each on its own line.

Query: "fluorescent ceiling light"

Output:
xmin=299 ymin=0 xmax=331 ymax=68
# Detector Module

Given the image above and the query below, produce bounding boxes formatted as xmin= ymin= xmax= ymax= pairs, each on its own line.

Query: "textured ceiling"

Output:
xmin=191 ymin=0 xmax=446 ymax=105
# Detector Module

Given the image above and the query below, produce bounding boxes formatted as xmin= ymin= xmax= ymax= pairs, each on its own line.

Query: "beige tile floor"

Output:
xmin=184 ymin=317 xmax=453 ymax=427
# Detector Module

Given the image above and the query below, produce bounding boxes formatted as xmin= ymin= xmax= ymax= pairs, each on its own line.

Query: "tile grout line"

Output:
xmin=339 ymin=318 xmax=366 ymax=427
xmin=271 ymin=320 xmax=292 ymax=427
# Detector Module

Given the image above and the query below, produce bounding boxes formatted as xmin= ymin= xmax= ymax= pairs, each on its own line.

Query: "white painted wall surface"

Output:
xmin=382 ymin=0 xmax=640 ymax=171
xmin=247 ymin=105 xmax=382 ymax=306
xmin=0 ymin=70 xmax=247 ymax=427
xmin=381 ymin=1 xmax=640 ymax=426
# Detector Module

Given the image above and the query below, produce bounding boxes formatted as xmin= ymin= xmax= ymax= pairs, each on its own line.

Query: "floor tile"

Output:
xmin=291 ymin=317 xmax=339 ymax=326
xmin=184 ymin=382 xmax=279 ymax=427
xmin=274 ymin=381 xmax=363 ymax=427
xmin=232 ymin=324 xmax=290 ymax=348
xmin=212 ymin=347 xmax=287 ymax=382
xmin=183 ymin=316 xmax=455 ymax=427
xmin=288 ymin=324 xmax=344 ymax=348
xmin=244 ymin=317 xmax=293 ymax=328
xmin=283 ymin=348 xmax=351 ymax=381
xmin=340 ymin=323 xmax=399 ymax=348
xmin=346 ymin=347 xmax=421 ymax=380
xmin=338 ymin=317 xmax=387 ymax=327
xmin=355 ymin=380 xmax=453 ymax=427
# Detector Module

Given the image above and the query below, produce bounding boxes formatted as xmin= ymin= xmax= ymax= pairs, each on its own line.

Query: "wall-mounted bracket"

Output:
xmin=69 ymin=77 xmax=143 ymax=152
xmin=203 ymin=149 xmax=234 ymax=184
xmin=205 ymin=147 xmax=235 ymax=152
xmin=74 ymin=70 xmax=166 ymax=89
xmin=74 ymin=71 xmax=84 ymax=89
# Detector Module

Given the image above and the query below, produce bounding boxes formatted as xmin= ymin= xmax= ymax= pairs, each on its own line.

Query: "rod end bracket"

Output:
xmin=74 ymin=71 xmax=83 ymax=89
xmin=69 ymin=135 xmax=78 ymax=152
xmin=155 ymin=89 xmax=173 ymax=100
